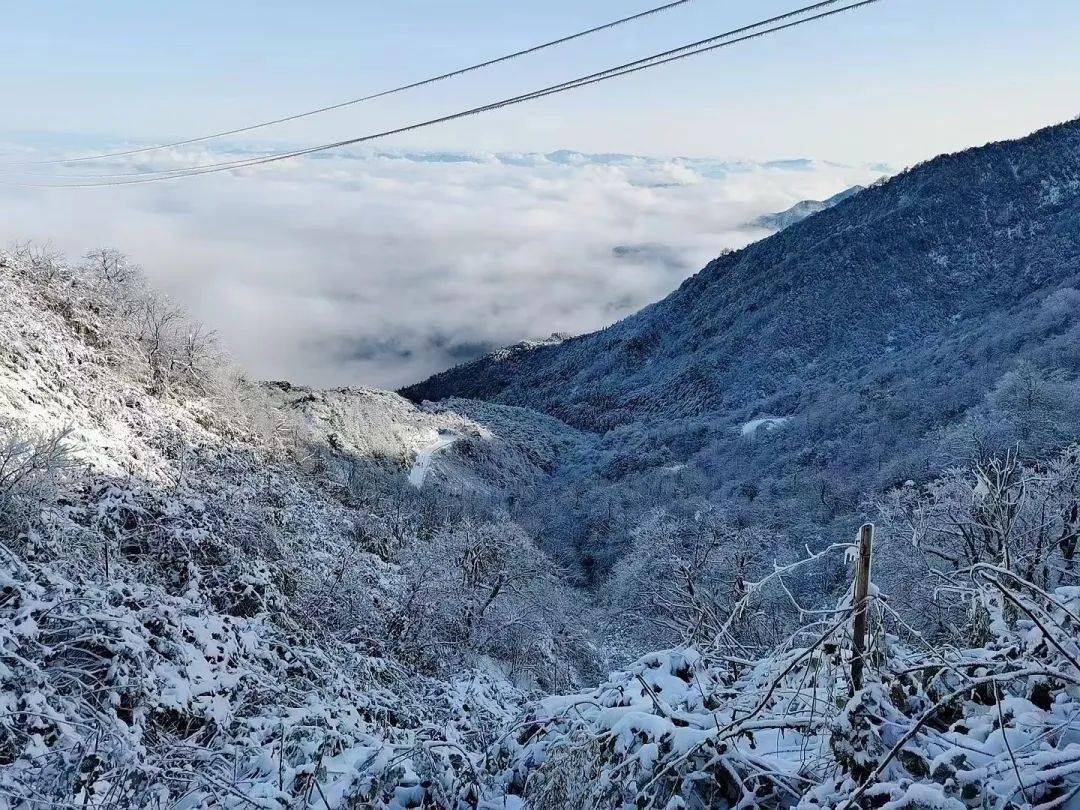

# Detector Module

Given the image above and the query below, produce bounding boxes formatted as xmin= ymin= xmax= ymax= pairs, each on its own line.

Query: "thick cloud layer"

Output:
xmin=0 ymin=147 xmax=883 ymax=388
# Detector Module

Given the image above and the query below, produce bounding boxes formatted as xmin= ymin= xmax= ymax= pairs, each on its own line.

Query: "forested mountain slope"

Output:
xmin=403 ymin=120 xmax=1080 ymax=517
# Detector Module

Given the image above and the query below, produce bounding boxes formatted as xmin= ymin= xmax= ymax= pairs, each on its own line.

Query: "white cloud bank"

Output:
xmin=0 ymin=146 xmax=884 ymax=388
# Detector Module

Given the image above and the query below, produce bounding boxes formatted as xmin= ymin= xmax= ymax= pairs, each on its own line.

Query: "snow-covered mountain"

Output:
xmin=3 ymin=119 xmax=1080 ymax=808
xmin=751 ymin=183 xmax=866 ymax=231
xmin=403 ymin=119 xmax=1080 ymax=555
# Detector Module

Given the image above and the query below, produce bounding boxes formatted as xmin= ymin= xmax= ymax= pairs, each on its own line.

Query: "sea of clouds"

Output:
xmin=0 ymin=145 xmax=884 ymax=388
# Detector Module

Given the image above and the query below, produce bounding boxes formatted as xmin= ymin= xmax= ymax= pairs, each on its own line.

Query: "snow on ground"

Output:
xmin=264 ymin=384 xmax=577 ymax=497
xmin=263 ymin=382 xmax=477 ymax=465
xmin=408 ymin=429 xmax=458 ymax=488
xmin=740 ymin=415 xmax=791 ymax=436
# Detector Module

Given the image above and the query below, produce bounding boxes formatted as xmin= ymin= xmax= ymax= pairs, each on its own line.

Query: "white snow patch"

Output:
xmin=740 ymin=416 xmax=790 ymax=437
xmin=408 ymin=429 xmax=458 ymax=488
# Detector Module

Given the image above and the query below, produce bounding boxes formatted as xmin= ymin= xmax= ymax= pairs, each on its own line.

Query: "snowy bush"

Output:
xmin=0 ymin=420 xmax=73 ymax=543
xmin=0 ymin=545 xmax=526 ymax=807
xmin=495 ymin=453 xmax=1080 ymax=808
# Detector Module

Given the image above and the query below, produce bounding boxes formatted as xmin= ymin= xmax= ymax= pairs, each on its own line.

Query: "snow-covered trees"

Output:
xmin=81 ymin=247 xmax=136 ymax=286
xmin=134 ymin=295 xmax=221 ymax=396
xmin=391 ymin=516 xmax=597 ymax=690
xmin=3 ymin=238 xmax=1080 ymax=806
xmin=873 ymin=446 xmax=1080 ymax=634
xmin=604 ymin=508 xmax=796 ymax=657
xmin=988 ymin=363 xmax=1070 ymax=448
xmin=495 ymin=454 xmax=1080 ymax=807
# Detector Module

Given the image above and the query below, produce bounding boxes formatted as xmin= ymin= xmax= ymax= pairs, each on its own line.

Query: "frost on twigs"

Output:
xmin=497 ymin=450 xmax=1080 ymax=807
xmin=0 ymin=548 xmax=518 ymax=807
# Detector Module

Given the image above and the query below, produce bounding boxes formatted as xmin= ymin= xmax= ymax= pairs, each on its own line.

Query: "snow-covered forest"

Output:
xmin=3 ymin=122 xmax=1080 ymax=809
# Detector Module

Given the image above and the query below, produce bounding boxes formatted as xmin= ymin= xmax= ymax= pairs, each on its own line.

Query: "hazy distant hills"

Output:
xmin=751 ymin=184 xmax=866 ymax=231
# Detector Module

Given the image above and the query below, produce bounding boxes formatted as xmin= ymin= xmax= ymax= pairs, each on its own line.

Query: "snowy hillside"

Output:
xmin=0 ymin=247 xmax=597 ymax=806
xmin=3 ymin=120 xmax=1080 ymax=809
xmin=264 ymin=383 xmax=597 ymax=505
xmin=403 ymin=118 xmax=1080 ymax=566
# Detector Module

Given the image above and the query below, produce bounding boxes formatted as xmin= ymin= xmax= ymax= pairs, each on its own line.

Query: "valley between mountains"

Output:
xmin=2 ymin=120 xmax=1080 ymax=808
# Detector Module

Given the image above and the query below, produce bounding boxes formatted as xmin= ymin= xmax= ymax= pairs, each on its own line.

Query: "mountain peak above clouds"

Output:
xmin=751 ymin=184 xmax=867 ymax=231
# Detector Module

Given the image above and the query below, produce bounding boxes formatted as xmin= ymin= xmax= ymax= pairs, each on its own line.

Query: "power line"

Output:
xmin=10 ymin=0 xmax=701 ymax=167
xmin=13 ymin=0 xmax=882 ymax=188
xmin=11 ymin=0 xmax=875 ymax=186
xmin=8 ymin=0 xmax=851 ymax=181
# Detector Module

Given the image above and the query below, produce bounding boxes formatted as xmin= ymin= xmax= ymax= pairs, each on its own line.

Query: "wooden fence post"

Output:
xmin=850 ymin=523 xmax=874 ymax=693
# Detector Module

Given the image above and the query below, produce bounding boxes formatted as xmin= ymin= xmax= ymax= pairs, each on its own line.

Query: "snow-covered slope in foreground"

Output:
xmin=0 ymin=249 xmax=592 ymax=807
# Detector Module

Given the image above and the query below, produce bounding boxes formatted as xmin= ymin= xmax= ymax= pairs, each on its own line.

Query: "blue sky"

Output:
xmin=3 ymin=0 xmax=1078 ymax=165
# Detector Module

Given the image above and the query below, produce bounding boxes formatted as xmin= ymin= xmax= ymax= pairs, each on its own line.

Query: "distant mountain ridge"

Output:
xmin=8 ymin=131 xmax=883 ymax=179
xmin=752 ymin=184 xmax=866 ymax=231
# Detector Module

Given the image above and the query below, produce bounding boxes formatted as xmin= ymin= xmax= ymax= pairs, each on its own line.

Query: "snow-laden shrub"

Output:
xmin=494 ymin=453 xmax=1080 ymax=807
xmin=0 ymin=420 xmax=73 ymax=543
xmin=0 ymin=543 xmax=525 ymax=807
xmin=495 ymin=593 xmax=1080 ymax=808
xmin=392 ymin=517 xmax=599 ymax=691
